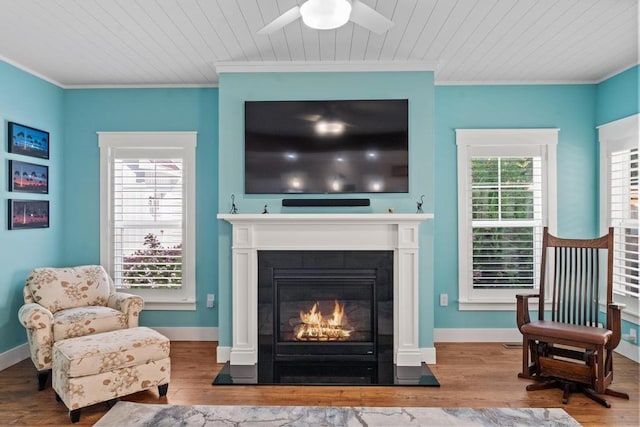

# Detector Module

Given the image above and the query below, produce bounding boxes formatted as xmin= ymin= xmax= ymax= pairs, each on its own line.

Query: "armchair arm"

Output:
xmin=108 ymin=292 xmax=144 ymax=328
xmin=516 ymin=294 xmax=540 ymax=330
xmin=606 ymin=302 xmax=626 ymax=350
xmin=18 ymin=303 xmax=54 ymax=371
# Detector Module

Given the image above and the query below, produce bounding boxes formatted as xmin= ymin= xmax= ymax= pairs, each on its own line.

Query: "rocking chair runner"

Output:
xmin=516 ymin=227 xmax=629 ymax=407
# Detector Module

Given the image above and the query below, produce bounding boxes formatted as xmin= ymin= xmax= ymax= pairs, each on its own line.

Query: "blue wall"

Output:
xmin=2 ymin=58 xmax=638 ymax=358
xmin=0 ymin=62 xmax=65 ymax=353
xmin=217 ymin=71 xmax=435 ymax=348
xmin=596 ymin=65 xmax=640 ymax=125
xmin=434 ymin=84 xmax=598 ymax=328
xmin=62 ymin=88 xmax=219 ymax=327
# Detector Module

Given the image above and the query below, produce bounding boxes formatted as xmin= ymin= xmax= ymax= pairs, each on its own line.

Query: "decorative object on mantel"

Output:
xmin=388 ymin=208 xmax=394 ymax=213
xmin=416 ymin=194 xmax=425 ymax=213
xmin=229 ymin=194 xmax=238 ymax=214
xmin=262 ymin=204 xmax=268 ymax=214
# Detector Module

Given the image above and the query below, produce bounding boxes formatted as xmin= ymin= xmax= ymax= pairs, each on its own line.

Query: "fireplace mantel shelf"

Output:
xmin=217 ymin=213 xmax=434 ymax=223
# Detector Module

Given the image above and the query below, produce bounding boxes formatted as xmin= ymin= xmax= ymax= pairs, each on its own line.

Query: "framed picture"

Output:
xmin=8 ymin=199 xmax=50 ymax=230
xmin=9 ymin=160 xmax=48 ymax=194
xmin=8 ymin=122 xmax=49 ymax=159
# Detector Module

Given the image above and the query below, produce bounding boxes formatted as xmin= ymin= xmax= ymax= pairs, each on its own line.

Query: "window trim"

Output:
xmin=456 ymin=129 xmax=558 ymax=311
xmin=598 ymin=114 xmax=639 ymax=323
xmin=99 ymin=131 xmax=197 ymax=311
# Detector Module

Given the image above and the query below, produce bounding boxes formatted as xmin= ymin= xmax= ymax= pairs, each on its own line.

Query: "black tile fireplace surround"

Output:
xmin=212 ymin=250 xmax=438 ymax=386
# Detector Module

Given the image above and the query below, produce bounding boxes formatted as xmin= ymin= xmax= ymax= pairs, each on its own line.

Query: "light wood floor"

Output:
xmin=0 ymin=342 xmax=637 ymax=426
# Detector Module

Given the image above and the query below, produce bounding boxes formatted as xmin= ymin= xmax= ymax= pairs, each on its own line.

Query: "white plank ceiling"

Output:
xmin=0 ymin=0 xmax=637 ymax=87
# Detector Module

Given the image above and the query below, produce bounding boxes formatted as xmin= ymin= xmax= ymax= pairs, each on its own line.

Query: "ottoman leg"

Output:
xmin=158 ymin=383 xmax=169 ymax=397
xmin=105 ymin=398 xmax=119 ymax=408
xmin=70 ymin=409 xmax=81 ymax=423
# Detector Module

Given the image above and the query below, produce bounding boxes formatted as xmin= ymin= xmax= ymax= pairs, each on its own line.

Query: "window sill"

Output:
xmin=599 ymin=301 xmax=639 ymax=324
xmin=143 ymin=299 xmax=197 ymax=311
xmin=459 ymin=299 xmax=551 ymax=311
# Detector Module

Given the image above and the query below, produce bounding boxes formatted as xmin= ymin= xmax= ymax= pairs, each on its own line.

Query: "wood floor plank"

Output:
xmin=0 ymin=342 xmax=636 ymax=426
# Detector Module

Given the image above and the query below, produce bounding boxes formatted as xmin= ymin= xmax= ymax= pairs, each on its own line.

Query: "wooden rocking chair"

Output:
xmin=516 ymin=227 xmax=629 ymax=407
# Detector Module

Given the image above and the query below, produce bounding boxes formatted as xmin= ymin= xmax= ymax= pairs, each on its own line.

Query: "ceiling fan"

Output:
xmin=257 ymin=0 xmax=394 ymax=35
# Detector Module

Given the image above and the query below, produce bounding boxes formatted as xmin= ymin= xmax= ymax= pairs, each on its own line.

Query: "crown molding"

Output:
xmin=214 ymin=60 xmax=438 ymax=75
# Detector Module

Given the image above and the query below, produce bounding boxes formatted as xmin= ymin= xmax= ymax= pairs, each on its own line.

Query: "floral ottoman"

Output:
xmin=52 ymin=326 xmax=170 ymax=423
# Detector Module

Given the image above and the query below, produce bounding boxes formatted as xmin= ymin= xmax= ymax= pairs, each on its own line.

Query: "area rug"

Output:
xmin=94 ymin=401 xmax=580 ymax=426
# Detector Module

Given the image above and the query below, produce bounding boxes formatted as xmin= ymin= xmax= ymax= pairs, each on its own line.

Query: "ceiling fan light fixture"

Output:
xmin=300 ymin=0 xmax=352 ymax=30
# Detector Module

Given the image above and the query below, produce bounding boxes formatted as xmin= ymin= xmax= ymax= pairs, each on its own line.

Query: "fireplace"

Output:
xmin=216 ymin=213 xmax=433 ymax=370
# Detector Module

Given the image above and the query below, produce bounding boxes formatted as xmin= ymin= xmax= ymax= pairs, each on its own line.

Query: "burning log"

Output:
xmin=294 ymin=300 xmax=352 ymax=341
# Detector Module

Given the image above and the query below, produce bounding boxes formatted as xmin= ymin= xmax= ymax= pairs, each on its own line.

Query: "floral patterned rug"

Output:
xmin=95 ymin=401 xmax=580 ymax=426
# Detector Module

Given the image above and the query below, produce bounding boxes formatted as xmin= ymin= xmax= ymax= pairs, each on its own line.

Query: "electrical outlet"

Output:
xmin=206 ymin=293 xmax=215 ymax=308
xmin=439 ymin=293 xmax=448 ymax=307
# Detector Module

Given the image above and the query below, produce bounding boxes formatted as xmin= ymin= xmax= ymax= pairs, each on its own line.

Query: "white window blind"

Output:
xmin=457 ymin=129 xmax=557 ymax=310
xmin=99 ymin=132 xmax=197 ymax=310
xmin=610 ymin=147 xmax=639 ymax=299
xmin=113 ymin=157 xmax=184 ymax=289
xmin=598 ymin=114 xmax=639 ymax=320
xmin=471 ymin=156 xmax=543 ymax=290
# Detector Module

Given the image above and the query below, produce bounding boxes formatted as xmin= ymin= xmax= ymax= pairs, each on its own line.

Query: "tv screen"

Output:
xmin=244 ymin=99 xmax=408 ymax=194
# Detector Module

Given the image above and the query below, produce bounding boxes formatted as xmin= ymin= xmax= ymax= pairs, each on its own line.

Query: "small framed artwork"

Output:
xmin=8 ymin=122 xmax=50 ymax=159
xmin=8 ymin=199 xmax=50 ymax=230
xmin=9 ymin=160 xmax=48 ymax=194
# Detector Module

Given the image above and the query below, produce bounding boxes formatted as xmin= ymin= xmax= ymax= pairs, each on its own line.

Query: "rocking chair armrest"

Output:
xmin=606 ymin=302 xmax=626 ymax=349
xmin=516 ymin=294 xmax=540 ymax=329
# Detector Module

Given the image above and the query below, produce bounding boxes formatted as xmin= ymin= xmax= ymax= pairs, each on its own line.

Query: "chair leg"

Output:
xmin=525 ymin=379 xmax=560 ymax=391
xmin=583 ymin=387 xmax=611 ymax=408
xmin=605 ymin=388 xmax=630 ymax=400
xmin=37 ymin=370 xmax=50 ymax=391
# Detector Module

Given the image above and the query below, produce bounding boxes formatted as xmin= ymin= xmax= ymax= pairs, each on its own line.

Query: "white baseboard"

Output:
xmin=152 ymin=327 xmax=218 ymax=341
xmin=434 ymin=328 xmax=522 ymax=343
xmin=217 ymin=346 xmax=231 ymax=363
xmin=0 ymin=343 xmax=29 ymax=371
xmin=615 ymin=339 xmax=640 ymax=363
xmin=421 ymin=347 xmax=437 ymax=364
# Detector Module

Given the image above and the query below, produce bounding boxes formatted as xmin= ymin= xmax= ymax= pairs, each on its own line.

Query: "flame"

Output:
xmin=295 ymin=300 xmax=352 ymax=341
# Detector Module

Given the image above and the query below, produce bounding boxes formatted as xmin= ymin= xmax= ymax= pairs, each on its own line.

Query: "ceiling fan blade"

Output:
xmin=349 ymin=0 xmax=394 ymax=34
xmin=257 ymin=6 xmax=302 ymax=35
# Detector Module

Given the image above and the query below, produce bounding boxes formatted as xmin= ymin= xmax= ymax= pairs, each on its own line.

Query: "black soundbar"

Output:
xmin=282 ymin=198 xmax=370 ymax=207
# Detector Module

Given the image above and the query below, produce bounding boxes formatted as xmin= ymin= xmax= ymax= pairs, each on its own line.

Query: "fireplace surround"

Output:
xmin=217 ymin=213 xmax=433 ymax=371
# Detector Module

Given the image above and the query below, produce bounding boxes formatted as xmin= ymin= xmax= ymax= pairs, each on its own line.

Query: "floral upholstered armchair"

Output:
xmin=18 ymin=265 xmax=143 ymax=390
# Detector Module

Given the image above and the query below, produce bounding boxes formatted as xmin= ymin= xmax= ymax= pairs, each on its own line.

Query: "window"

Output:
xmin=457 ymin=129 xmax=558 ymax=310
xmin=599 ymin=114 xmax=639 ymax=321
xmin=99 ymin=132 xmax=197 ymax=310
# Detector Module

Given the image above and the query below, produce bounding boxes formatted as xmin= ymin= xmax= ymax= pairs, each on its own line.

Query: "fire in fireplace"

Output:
xmin=294 ymin=300 xmax=352 ymax=341
xmin=273 ymin=267 xmax=377 ymax=361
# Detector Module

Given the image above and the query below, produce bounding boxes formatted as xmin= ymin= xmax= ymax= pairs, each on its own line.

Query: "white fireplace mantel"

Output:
xmin=217 ymin=213 xmax=433 ymax=367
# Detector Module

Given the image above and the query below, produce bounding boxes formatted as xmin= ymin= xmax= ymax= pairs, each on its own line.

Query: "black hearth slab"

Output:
xmin=211 ymin=362 xmax=439 ymax=386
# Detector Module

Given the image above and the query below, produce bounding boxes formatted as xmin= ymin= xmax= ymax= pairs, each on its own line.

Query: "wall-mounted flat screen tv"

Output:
xmin=244 ymin=99 xmax=408 ymax=194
